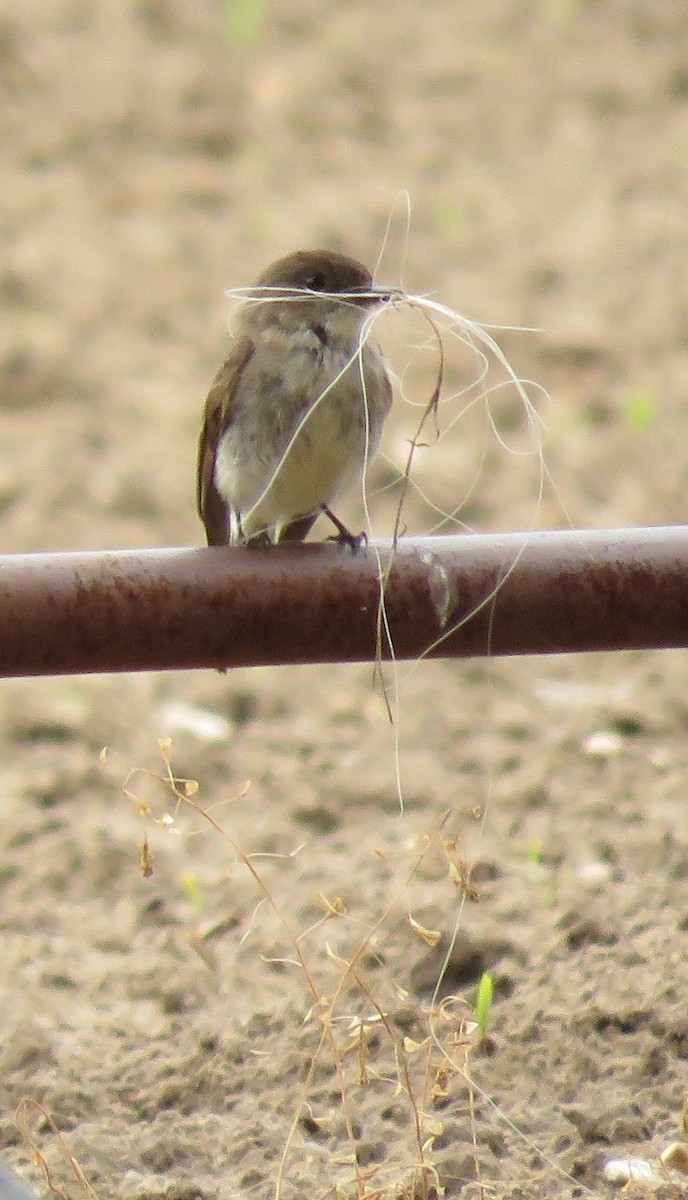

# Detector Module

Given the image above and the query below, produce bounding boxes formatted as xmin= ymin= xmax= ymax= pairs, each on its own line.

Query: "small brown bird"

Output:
xmin=197 ymin=249 xmax=393 ymax=547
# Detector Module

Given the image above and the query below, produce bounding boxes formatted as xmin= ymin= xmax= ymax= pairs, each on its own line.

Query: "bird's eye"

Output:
xmin=303 ymin=272 xmax=327 ymax=291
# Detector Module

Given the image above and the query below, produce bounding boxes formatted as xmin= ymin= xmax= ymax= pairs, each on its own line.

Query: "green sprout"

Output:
xmin=224 ymin=0 xmax=264 ymax=47
xmin=621 ymin=390 xmax=657 ymax=432
xmin=181 ymin=872 xmax=205 ymax=916
xmin=476 ymin=970 xmax=494 ymax=1043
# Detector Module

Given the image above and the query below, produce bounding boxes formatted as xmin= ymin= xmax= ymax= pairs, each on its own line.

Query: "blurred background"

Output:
xmin=2 ymin=0 xmax=688 ymax=554
xmin=2 ymin=3 xmax=688 ymax=1197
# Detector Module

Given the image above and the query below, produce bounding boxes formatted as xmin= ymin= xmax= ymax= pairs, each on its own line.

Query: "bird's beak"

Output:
xmin=354 ymin=285 xmax=394 ymax=307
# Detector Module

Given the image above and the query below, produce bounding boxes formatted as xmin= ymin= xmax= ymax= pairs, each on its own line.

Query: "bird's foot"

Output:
xmin=322 ymin=506 xmax=367 ymax=552
xmin=243 ymin=530 xmax=273 ymax=548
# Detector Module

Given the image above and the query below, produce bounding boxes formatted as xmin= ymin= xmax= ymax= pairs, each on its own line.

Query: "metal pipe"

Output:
xmin=0 ymin=527 xmax=686 ymax=677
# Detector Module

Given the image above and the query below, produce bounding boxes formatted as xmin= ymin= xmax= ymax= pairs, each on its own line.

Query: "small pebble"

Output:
xmin=0 ymin=1162 xmax=39 ymax=1200
xmin=156 ymin=701 xmax=233 ymax=742
xmin=583 ymin=730 xmax=625 ymax=757
xmin=602 ymin=1157 xmax=662 ymax=1187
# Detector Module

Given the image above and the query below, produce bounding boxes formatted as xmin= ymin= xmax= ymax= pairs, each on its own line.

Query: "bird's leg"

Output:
xmin=321 ymin=506 xmax=367 ymax=551
xmin=230 ymin=509 xmax=244 ymax=545
xmin=278 ymin=512 xmax=319 ymax=544
xmin=233 ymin=510 xmax=273 ymax=547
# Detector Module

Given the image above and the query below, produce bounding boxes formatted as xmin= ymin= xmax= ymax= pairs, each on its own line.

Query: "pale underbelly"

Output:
xmin=215 ymin=397 xmax=376 ymax=538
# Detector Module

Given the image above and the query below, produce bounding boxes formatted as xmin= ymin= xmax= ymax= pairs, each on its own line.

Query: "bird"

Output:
xmin=197 ymin=248 xmax=393 ymax=548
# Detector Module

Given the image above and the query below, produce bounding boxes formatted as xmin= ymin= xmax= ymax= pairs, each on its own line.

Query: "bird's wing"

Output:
xmin=197 ymin=337 xmax=255 ymax=546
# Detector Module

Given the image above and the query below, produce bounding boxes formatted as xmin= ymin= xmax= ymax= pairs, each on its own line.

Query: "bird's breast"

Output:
xmin=214 ymin=337 xmax=390 ymax=535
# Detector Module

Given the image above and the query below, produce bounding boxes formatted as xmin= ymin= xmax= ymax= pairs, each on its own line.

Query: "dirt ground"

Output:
xmin=2 ymin=2 xmax=688 ymax=1197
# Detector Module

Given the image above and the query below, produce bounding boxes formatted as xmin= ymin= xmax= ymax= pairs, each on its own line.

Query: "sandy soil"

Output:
xmin=2 ymin=2 xmax=688 ymax=1197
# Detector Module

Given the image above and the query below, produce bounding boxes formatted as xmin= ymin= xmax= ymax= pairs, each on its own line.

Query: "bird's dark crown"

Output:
xmin=255 ymin=249 xmax=374 ymax=297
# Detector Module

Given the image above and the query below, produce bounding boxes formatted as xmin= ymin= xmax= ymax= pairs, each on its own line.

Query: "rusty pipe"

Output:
xmin=0 ymin=527 xmax=686 ymax=677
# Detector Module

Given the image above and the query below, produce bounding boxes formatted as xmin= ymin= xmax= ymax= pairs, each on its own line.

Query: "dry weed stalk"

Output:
xmin=120 ymin=743 xmax=491 ymax=1200
xmin=15 ymin=1099 xmax=97 ymax=1200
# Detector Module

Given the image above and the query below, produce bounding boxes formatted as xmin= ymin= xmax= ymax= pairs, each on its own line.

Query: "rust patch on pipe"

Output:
xmin=0 ymin=527 xmax=686 ymax=677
